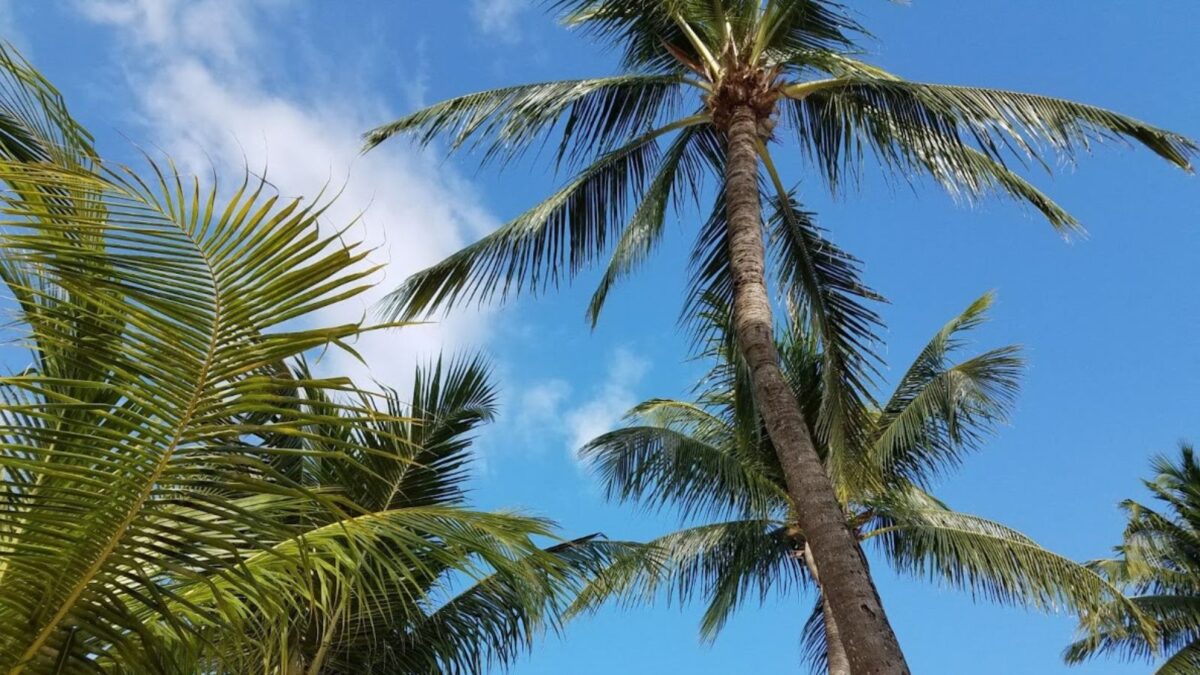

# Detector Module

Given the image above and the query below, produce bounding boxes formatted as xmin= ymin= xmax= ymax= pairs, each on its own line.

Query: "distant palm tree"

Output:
xmin=1067 ymin=445 xmax=1200 ymax=674
xmin=364 ymin=4 xmax=1193 ymax=670
xmin=0 ymin=44 xmax=605 ymax=674
xmin=573 ymin=293 xmax=1130 ymax=674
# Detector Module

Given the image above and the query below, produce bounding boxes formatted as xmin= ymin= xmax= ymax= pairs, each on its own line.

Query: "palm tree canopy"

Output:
xmin=0 ymin=43 xmax=612 ymax=674
xmin=572 ymin=294 xmax=1131 ymax=669
xmin=366 ymin=0 xmax=1195 ymax=331
xmin=1067 ymin=445 xmax=1200 ymax=674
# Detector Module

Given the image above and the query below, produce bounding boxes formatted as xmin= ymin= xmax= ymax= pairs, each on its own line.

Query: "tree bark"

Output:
xmin=803 ymin=542 xmax=851 ymax=675
xmin=723 ymin=105 xmax=909 ymax=675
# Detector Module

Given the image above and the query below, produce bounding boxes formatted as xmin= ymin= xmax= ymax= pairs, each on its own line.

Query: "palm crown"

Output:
xmin=573 ymin=295 xmax=1134 ymax=672
xmin=1068 ymin=446 xmax=1200 ymax=674
xmin=367 ymin=0 xmax=1193 ymax=329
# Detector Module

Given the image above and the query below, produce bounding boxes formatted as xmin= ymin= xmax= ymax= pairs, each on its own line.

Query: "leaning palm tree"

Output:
xmin=572 ymin=294 xmax=1137 ymax=674
xmin=0 ymin=44 xmax=605 ymax=673
xmin=364 ymin=4 xmax=1194 ymax=669
xmin=1066 ymin=445 xmax=1200 ymax=674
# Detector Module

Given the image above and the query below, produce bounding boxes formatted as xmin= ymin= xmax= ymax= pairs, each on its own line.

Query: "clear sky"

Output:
xmin=9 ymin=1 xmax=1200 ymax=673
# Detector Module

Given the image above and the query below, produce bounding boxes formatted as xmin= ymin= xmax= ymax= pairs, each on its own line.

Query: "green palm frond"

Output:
xmin=554 ymin=0 xmax=860 ymax=75
xmin=586 ymin=123 xmax=718 ymax=325
xmin=0 ymin=158 xmax=388 ymax=673
xmin=760 ymin=149 xmax=883 ymax=480
xmin=569 ymin=520 xmax=805 ymax=641
xmin=799 ymin=595 xmax=829 ymax=674
xmin=362 ymin=74 xmax=686 ymax=166
xmin=865 ymin=486 xmax=1130 ymax=619
xmin=380 ymin=116 xmax=708 ymax=321
xmin=581 ymin=420 xmax=788 ymax=522
xmin=872 ymin=293 xmax=1023 ymax=487
xmin=0 ymin=42 xmax=94 ymax=166
xmin=785 ymin=77 xmax=1195 ymax=231
xmin=362 ymin=535 xmax=621 ymax=675
xmin=157 ymin=508 xmax=563 ymax=674
xmin=1070 ymin=446 xmax=1200 ymax=669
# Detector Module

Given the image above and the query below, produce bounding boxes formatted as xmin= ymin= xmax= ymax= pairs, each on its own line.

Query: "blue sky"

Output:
xmin=9 ymin=1 xmax=1200 ymax=672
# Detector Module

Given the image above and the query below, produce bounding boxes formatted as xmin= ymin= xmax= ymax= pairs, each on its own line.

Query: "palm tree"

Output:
xmin=135 ymin=357 xmax=614 ymax=674
xmin=0 ymin=44 xmax=607 ymax=673
xmin=570 ymin=293 xmax=1133 ymax=674
xmin=364 ymin=4 xmax=1194 ymax=670
xmin=1066 ymin=445 xmax=1200 ymax=674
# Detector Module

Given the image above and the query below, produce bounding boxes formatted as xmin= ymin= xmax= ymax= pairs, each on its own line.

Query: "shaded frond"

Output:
xmin=380 ymin=118 xmax=707 ymax=321
xmin=581 ymin=421 xmax=788 ymax=522
xmin=363 ymin=74 xmax=686 ymax=167
xmin=569 ymin=520 xmax=805 ymax=641
xmin=760 ymin=148 xmax=883 ymax=487
xmin=872 ymin=293 xmax=1023 ymax=486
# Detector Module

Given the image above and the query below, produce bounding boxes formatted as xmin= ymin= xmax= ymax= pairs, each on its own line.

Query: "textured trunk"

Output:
xmin=804 ymin=542 xmax=851 ymax=675
xmin=723 ymin=105 xmax=909 ymax=675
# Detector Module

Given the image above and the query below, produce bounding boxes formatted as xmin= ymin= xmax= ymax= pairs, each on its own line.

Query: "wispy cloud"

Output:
xmin=471 ymin=0 xmax=528 ymax=43
xmin=504 ymin=349 xmax=649 ymax=461
xmin=74 ymin=0 xmax=497 ymax=390
xmin=564 ymin=349 xmax=649 ymax=454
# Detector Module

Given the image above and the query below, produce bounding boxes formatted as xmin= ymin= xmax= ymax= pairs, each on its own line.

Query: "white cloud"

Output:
xmin=564 ymin=349 xmax=649 ymax=454
xmin=471 ymin=0 xmax=528 ymax=43
xmin=517 ymin=378 xmax=571 ymax=432
xmin=499 ymin=349 xmax=648 ymax=461
xmin=74 ymin=0 xmax=498 ymax=390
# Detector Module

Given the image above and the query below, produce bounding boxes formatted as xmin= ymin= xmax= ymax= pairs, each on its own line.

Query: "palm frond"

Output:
xmin=799 ymin=595 xmax=829 ymax=675
xmin=785 ymin=77 xmax=1196 ymax=233
xmin=569 ymin=520 xmax=805 ymax=641
xmin=760 ymin=146 xmax=884 ymax=489
xmin=865 ymin=486 xmax=1128 ymax=619
xmin=0 ymin=42 xmax=94 ymax=166
xmin=151 ymin=508 xmax=563 ymax=674
xmin=871 ymin=293 xmax=1023 ymax=486
xmin=581 ymin=421 xmax=788 ymax=522
xmin=379 ymin=117 xmax=708 ymax=321
xmin=1070 ymin=446 xmax=1200 ymax=669
xmin=0 ymin=159 xmax=386 ymax=673
xmin=586 ymin=123 xmax=717 ymax=325
xmin=363 ymin=535 xmax=621 ymax=675
xmin=363 ymin=74 xmax=686 ymax=168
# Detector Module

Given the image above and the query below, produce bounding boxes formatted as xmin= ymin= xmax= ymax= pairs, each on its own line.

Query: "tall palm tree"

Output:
xmin=572 ymin=294 xmax=1134 ymax=674
xmin=1067 ymin=445 xmax=1200 ymax=674
xmin=364 ymin=4 xmax=1193 ymax=670
xmin=0 ymin=44 xmax=606 ymax=674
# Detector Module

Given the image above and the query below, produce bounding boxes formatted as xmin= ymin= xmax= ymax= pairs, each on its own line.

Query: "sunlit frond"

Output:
xmin=0 ymin=158 xmax=386 ymax=673
xmin=1069 ymin=446 xmax=1200 ymax=670
xmin=0 ymin=42 xmax=94 ymax=167
xmin=865 ymin=486 xmax=1130 ymax=620
xmin=785 ymin=78 xmax=1196 ymax=233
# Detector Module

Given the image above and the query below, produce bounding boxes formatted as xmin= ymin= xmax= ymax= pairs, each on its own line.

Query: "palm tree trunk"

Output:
xmin=803 ymin=542 xmax=851 ymax=675
xmin=723 ymin=105 xmax=909 ymax=675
